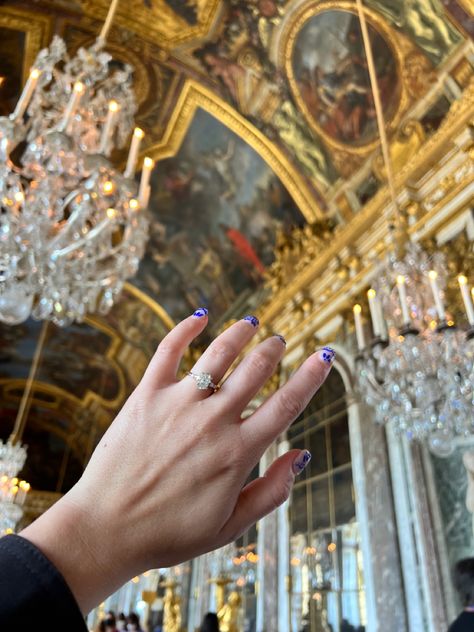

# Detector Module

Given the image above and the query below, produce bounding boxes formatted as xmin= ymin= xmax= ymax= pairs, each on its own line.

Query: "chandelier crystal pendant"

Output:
xmin=0 ymin=0 xmax=152 ymax=327
xmin=352 ymin=0 xmax=474 ymax=457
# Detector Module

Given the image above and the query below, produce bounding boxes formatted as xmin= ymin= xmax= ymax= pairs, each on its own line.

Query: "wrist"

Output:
xmin=19 ymin=489 xmax=132 ymax=614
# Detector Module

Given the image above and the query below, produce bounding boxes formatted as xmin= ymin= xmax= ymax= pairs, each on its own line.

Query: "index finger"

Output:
xmin=240 ymin=347 xmax=336 ymax=448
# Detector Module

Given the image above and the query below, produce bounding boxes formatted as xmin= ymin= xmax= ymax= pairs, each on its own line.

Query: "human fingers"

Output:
xmin=141 ymin=308 xmax=209 ymax=389
xmin=183 ymin=316 xmax=260 ymax=400
xmin=218 ymin=334 xmax=286 ymax=412
xmin=241 ymin=347 xmax=336 ymax=447
xmin=219 ymin=449 xmax=311 ymax=543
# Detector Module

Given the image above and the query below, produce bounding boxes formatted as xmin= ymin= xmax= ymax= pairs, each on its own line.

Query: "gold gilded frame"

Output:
xmin=0 ymin=285 xmax=174 ymax=423
xmin=142 ymin=79 xmax=323 ymax=221
xmin=80 ymin=0 xmax=222 ymax=51
xmin=0 ymin=6 xmax=52 ymax=84
xmin=280 ymin=0 xmax=409 ymax=156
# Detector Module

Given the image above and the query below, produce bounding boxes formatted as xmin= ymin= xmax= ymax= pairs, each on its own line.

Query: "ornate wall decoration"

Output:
xmin=372 ymin=120 xmax=426 ymax=181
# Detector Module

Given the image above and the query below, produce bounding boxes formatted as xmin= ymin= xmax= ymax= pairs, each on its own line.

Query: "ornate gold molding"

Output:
xmin=79 ymin=0 xmax=222 ymax=50
xmin=0 ymin=6 xmax=52 ymax=83
xmin=142 ymin=79 xmax=323 ymax=221
xmin=258 ymin=79 xmax=474 ymax=327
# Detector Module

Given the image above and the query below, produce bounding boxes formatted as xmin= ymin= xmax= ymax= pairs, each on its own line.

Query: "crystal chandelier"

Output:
xmin=354 ymin=242 xmax=474 ymax=457
xmin=352 ymin=0 xmax=474 ymax=457
xmin=0 ymin=440 xmax=29 ymax=535
xmin=0 ymin=0 xmax=152 ymax=327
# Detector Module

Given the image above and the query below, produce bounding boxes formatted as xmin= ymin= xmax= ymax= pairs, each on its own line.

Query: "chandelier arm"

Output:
xmin=98 ymin=0 xmax=121 ymax=43
xmin=354 ymin=0 xmax=402 ymax=232
xmin=9 ymin=321 xmax=49 ymax=446
xmin=52 ymin=217 xmax=114 ymax=259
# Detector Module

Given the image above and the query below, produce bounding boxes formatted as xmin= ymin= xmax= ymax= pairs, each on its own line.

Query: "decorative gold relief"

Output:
xmin=0 ymin=6 xmax=52 ymax=83
xmin=143 ymin=79 xmax=323 ymax=220
xmin=372 ymin=120 xmax=426 ymax=181
xmin=79 ymin=0 xmax=222 ymax=50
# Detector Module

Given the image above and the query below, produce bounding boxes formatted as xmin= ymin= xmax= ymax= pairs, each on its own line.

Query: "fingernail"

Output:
xmin=274 ymin=334 xmax=286 ymax=345
xmin=243 ymin=315 xmax=259 ymax=327
xmin=192 ymin=308 xmax=208 ymax=318
xmin=318 ymin=346 xmax=336 ymax=365
xmin=292 ymin=450 xmax=311 ymax=475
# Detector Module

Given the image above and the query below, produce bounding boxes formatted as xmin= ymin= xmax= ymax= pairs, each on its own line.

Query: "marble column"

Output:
xmin=256 ymin=442 xmax=279 ymax=632
xmin=348 ymin=399 xmax=408 ymax=632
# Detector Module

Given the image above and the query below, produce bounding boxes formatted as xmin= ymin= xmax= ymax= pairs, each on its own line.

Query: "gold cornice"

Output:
xmin=258 ymin=80 xmax=474 ymax=325
xmin=0 ymin=6 xmax=52 ymax=83
xmin=141 ymin=79 xmax=323 ymax=221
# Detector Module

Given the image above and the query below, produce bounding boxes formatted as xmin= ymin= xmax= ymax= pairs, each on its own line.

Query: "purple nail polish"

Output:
xmin=292 ymin=450 xmax=311 ymax=475
xmin=274 ymin=334 xmax=286 ymax=345
xmin=243 ymin=315 xmax=259 ymax=327
xmin=192 ymin=308 xmax=208 ymax=318
xmin=319 ymin=346 xmax=336 ymax=364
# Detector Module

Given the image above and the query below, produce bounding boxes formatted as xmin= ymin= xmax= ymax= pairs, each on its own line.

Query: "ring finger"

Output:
xmin=183 ymin=315 xmax=260 ymax=400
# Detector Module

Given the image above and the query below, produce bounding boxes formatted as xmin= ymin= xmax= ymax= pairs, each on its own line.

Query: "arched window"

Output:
xmin=288 ymin=368 xmax=366 ymax=632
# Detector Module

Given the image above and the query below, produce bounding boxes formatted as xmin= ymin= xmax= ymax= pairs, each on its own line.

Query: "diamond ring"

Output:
xmin=187 ymin=371 xmax=220 ymax=393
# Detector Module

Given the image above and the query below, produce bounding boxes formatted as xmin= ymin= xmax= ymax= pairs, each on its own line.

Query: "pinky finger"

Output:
xmin=219 ymin=450 xmax=311 ymax=543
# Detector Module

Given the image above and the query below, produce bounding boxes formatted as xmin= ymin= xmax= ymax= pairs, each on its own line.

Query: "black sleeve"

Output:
xmin=0 ymin=534 xmax=87 ymax=631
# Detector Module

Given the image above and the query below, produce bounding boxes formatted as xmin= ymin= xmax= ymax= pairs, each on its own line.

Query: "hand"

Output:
xmin=21 ymin=311 xmax=335 ymax=613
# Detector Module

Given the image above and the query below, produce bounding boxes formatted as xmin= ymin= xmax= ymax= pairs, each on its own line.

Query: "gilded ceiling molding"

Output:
xmin=0 ymin=6 xmax=52 ymax=83
xmin=142 ymin=79 xmax=323 ymax=221
xmin=258 ymin=79 xmax=474 ymax=326
xmin=79 ymin=0 xmax=222 ymax=50
xmin=124 ymin=282 xmax=175 ymax=329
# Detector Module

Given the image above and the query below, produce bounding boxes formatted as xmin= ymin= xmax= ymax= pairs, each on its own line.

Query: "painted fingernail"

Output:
xmin=274 ymin=334 xmax=286 ymax=345
xmin=192 ymin=308 xmax=208 ymax=318
xmin=292 ymin=450 xmax=311 ymax=475
xmin=243 ymin=315 xmax=259 ymax=327
xmin=319 ymin=346 xmax=336 ymax=365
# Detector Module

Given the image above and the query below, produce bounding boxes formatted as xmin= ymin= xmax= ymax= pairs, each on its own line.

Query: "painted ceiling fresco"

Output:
xmin=0 ymin=0 xmax=471 ymax=491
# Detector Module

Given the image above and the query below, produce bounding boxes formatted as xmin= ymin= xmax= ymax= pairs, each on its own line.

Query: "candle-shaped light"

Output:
xmin=99 ymin=100 xmax=119 ymax=155
xmin=61 ymin=81 xmax=85 ymax=132
xmin=396 ymin=275 xmax=411 ymax=325
xmin=428 ymin=270 xmax=446 ymax=321
xmin=12 ymin=68 xmax=40 ymax=120
xmin=353 ymin=304 xmax=366 ymax=351
xmin=458 ymin=275 xmax=474 ymax=326
xmin=141 ymin=185 xmax=151 ymax=209
xmin=124 ymin=127 xmax=144 ymax=179
xmin=367 ymin=289 xmax=383 ymax=337
xmin=138 ymin=157 xmax=154 ymax=207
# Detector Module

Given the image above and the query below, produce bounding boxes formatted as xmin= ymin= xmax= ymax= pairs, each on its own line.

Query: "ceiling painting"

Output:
xmin=136 ymin=105 xmax=306 ymax=335
xmin=288 ymin=8 xmax=400 ymax=148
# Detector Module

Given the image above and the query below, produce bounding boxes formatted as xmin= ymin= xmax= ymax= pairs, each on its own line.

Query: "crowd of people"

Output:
xmin=96 ymin=611 xmax=143 ymax=632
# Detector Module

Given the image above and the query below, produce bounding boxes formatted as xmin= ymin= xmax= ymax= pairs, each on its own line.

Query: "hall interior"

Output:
xmin=0 ymin=0 xmax=473 ymax=631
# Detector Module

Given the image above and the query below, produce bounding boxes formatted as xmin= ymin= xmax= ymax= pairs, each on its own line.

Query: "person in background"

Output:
xmin=127 ymin=612 xmax=143 ymax=632
xmin=200 ymin=612 xmax=220 ymax=632
xmin=448 ymin=558 xmax=474 ymax=631
xmin=116 ymin=613 xmax=127 ymax=631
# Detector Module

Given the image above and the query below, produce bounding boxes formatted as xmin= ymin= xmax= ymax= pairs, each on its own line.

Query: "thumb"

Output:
xmin=220 ymin=449 xmax=311 ymax=543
